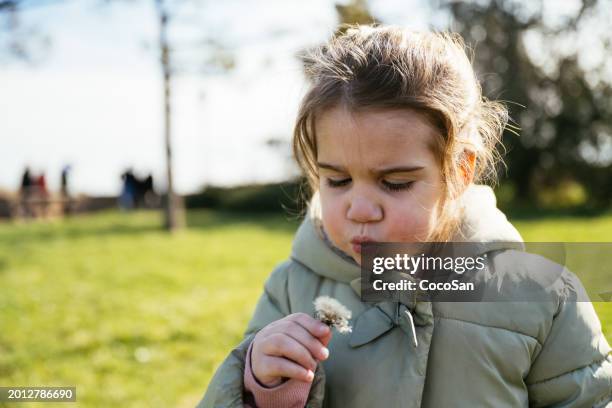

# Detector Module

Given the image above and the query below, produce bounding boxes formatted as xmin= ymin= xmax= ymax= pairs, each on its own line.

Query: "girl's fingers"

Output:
xmin=280 ymin=320 xmax=329 ymax=361
xmin=261 ymin=355 xmax=314 ymax=383
xmin=261 ymin=332 xmax=318 ymax=372
xmin=288 ymin=313 xmax=330 ymax=339
xmin=319 ymin=329 xmax=333 ymax=348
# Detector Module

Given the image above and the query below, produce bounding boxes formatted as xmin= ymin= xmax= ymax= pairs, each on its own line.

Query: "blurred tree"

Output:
xmin=298 ymin=0 xmax=378 ymax=78
xmin=335 ymin=0 xmax=378 ymax=34
xmin=113 ymin=0 xmax=236 ymax=231
xmin=441 ymin=0 xmax=612 ymax=207
xmin=0 ymin=0 xmax=53 ymax=63
xmin=155 ymin=0 xmax=181 ymax=231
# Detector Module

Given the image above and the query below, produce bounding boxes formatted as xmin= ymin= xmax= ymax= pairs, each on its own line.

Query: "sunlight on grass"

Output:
xmin=0 ymin=210 xmax=298 ymax=407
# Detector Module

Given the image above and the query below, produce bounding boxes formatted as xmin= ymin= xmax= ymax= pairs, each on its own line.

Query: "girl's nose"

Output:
xmin=347 ymin=195 xmax=383 ymax=223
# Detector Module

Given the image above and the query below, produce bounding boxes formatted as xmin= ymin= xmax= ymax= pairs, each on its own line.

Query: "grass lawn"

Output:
xmin=0 ymin=209 xmax=610 ymax=407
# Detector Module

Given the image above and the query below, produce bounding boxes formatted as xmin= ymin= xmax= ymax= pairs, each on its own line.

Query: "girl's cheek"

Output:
xmin=388 ymin=205 xmax=432 ymax=242
xmin=323 ymin=217 xmax=346 ymax=252
xmin=320 ymin=198 xmax=344 ymax=240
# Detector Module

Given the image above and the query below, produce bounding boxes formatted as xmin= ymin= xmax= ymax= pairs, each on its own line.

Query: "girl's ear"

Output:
xmin=448 ymin=150 xmax=476 ymax=201
xmin=459 ymin=150 xmax=476 ymax=187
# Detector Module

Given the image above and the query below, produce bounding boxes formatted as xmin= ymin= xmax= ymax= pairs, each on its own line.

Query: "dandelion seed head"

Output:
xmin=313 ymin=295 xmax=353 ymax=334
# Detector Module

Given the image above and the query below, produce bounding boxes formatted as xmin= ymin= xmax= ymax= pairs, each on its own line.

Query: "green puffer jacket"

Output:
xmin=197 ymin=185 xmax=612 ymax=408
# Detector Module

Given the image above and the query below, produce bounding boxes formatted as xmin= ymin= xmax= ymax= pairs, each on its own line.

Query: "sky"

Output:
xmin=0 ymin=0 xmax=432 ymax=196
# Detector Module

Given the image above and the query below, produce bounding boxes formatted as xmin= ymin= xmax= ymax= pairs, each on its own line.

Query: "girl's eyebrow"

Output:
xmin=317 ymin=162 xmax=425 ymax=175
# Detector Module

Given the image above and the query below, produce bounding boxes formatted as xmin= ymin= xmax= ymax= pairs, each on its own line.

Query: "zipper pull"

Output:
xmin=404 ymin=309 xmax=418 ymax=348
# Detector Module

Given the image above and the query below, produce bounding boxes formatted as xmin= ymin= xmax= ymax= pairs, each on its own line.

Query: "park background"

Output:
xmin=0 ymin=0 xmax=611 ymax=406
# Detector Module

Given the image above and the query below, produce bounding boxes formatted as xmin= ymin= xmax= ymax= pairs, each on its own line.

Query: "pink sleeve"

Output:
xmin=243 ymin=341 xmax=313 ymax=408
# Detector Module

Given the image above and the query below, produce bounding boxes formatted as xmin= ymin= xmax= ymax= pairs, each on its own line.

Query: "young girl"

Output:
xmin=198 ymin=25 xmax=612 ymax=408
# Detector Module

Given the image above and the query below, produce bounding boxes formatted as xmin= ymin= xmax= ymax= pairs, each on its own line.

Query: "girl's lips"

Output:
xmin=352 ymin=243 xmax=363 ymax=254
xmin=350 ymin=237 xmax=377 ymax=254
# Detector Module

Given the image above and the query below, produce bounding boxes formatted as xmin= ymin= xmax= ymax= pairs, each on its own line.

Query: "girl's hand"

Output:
xmin=251 ymin=313 xmax=332 ymax=387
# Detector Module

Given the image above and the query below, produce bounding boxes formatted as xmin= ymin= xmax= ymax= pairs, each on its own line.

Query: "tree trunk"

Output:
xmin=156 ymin=0 xmax=182 ymax=231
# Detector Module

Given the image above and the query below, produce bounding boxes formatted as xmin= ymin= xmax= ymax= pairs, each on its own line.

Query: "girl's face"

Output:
xmin=316 ymin=105 xmax=446 ymax=265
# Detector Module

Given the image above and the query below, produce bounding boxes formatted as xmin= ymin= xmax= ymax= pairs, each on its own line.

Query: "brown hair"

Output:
xmin=293 ymin=25 xmax=508 ymax=241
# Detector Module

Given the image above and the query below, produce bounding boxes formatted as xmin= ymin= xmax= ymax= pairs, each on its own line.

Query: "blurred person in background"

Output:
xmin=119 ymin=169 xmax=136 ymax=210
xmin=35 ymin=171 xmax=49 ymax=218
xmin=19 ymin=166 xmax=34 ymax=217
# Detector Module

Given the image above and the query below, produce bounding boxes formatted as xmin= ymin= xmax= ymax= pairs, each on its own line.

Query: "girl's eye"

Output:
xmin=382 ymin=180 xmax=414 ymax=192
xmin=326 ymin=177 xmax=351 ymax=188
xmin=325 ymin=177 xmax=414 ymax=191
